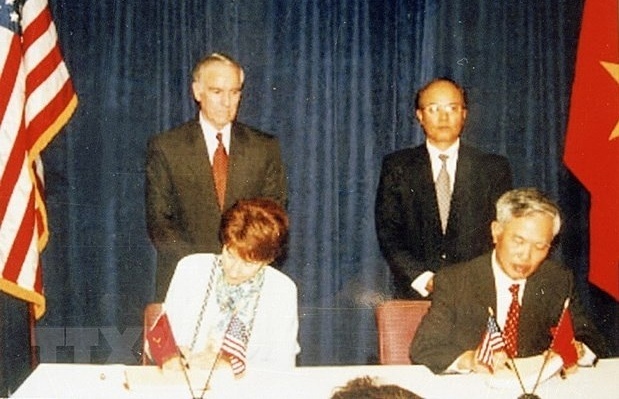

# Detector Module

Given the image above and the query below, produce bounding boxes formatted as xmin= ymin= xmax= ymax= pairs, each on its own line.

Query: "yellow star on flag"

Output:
xmin=601 ymin=61 xmax=619 ymax=140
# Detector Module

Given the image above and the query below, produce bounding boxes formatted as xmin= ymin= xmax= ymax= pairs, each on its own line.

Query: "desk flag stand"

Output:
xmin=145 ymin=311 xmax=219 ymax=399
xmin=479 ymin=301 xmax=574 ymax=399
xmin=494 ymin=298 xmax=576 ymax=399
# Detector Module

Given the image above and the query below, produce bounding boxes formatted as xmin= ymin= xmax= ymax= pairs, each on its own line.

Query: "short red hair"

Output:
xmin=220 ymin=198 xmax=288 ymax=263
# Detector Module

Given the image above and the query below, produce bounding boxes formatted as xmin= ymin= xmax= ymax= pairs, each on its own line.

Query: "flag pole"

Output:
xmin=177 ymin=350 xmax=198 ymax=399
xmin=28 ymin=304 xmax=38 ymax=369
xmin=193 ymin=316 xmax=232 ymax=399
xmin=486 ymin=308 xmax=537 ymax=398
xmin=548 ymin=298 xmax=575 ymax=378
xmin=199 ymin=348 xmax=222 ymax=399
xmin=516 ymin=299 xmax=571 ymax=398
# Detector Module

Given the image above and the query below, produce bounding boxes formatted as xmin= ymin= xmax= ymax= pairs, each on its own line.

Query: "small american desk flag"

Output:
xmin=221 ymin=314 xmax=249 ymax=376
xmin=477 ymin=313 xmax=506 ymax=371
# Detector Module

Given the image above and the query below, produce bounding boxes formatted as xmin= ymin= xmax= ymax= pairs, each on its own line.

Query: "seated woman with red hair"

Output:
xmin=163 ymin=198 xmax=299 ymax=375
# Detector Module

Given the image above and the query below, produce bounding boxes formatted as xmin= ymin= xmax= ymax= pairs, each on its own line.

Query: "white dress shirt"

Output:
xmin=411 ymin=139 xmax=461 ymax=297
xmin=198 ymin=113 xmax=231 ymax=164
xmin=426 ymin=139 xmax=459 ymax=193
xmin=491 ymin=251 xmax=526 ymax=330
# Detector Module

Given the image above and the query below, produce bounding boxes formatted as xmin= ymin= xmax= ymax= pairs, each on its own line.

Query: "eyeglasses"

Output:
xmin=420 ymin=103 xmax=465 ymax=114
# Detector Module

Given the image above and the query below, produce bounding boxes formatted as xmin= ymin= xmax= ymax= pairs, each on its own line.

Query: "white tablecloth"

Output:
xmin=11 ymin=359 xmax=619 ymax=399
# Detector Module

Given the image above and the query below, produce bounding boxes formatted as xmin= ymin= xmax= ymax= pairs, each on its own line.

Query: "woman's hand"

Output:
xmin=162 ymin=355 xmax=185 ymax=371
xmin=186 ymin=350 xmax=221 ymax=369
xmin=161 ymin=346 xmax=192 ymax=371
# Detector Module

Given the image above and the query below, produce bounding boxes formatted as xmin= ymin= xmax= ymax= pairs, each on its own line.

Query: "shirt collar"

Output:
xmin=426 ymin=139 xmax=459 ymax=185
xmin=426 ymin=138 xmax=460 ymax=160
xmin=198 ymin=113 xmax=231 ymax=156
xmin=491 ymin=250 xmax=526 ymax=299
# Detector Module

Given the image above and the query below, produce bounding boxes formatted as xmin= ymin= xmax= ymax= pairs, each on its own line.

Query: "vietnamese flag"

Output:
xmin=145 ymin=312 xmax=179 ymax=367
xmin=563 ymin=0 xmax=619 ymax=301
xmin=550 ymin=303 xmax=578 ymax=370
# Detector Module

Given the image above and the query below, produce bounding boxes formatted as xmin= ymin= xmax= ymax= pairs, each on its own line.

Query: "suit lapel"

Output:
xmin=447 ymin=146 xmax=474 ymax=233
xmin=518 ymin=261 xmax=557 ymax=353
xmin=183 ymin=121 xmax=219 ymax=209
xmin=416 ymin=145 xmax=443 ymax=233
xmin=471 ymin=254 xmax=497 ymax=313
xmin=224 ymin=123 xmax=249 ymax=208
xmin=451 ymin=145 xmax=471 ymax=203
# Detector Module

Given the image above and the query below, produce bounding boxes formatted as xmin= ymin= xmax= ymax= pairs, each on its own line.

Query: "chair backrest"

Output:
xmin=375 ymin=300 xmax=431 ymax=365
xmin=141 ymin=302 xmax=163 ymax=365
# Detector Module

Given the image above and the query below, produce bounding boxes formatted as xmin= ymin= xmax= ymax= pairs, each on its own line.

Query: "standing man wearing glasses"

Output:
xmin=375 ymin=78 xmax=512 ymax=299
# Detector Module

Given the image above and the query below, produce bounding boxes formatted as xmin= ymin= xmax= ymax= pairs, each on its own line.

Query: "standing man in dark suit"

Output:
xmin=146 ymin=53 xmax=287 ymax=301
xmin=375 ymin=78 xmax=512 ymax=299
xmin=410 ymin=188 xmax=608 ymax=374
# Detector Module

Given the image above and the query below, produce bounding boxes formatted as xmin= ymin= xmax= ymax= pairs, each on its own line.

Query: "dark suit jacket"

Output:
xmin=146 ymin=119 xmax=287 ymax=300
xmin=409 ymin=253 xmax=609 ymax=374
xmin=375 ymin=143 xmax=512 ymax=298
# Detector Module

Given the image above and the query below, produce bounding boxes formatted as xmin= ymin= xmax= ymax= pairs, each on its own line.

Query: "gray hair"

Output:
xmin=495 ymin=188 xmax=561 ymax=236
xmin=191 ymin=52 xmax=245 ymax=84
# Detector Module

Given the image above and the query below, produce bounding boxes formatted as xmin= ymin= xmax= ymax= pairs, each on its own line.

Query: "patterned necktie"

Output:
xmin=435 ymin=154 xmax=451 ymax=233
xmin=212 ymin=133 xmax=228 ymax=210
xmin=503 ymin=284 xmax=521 ymax=357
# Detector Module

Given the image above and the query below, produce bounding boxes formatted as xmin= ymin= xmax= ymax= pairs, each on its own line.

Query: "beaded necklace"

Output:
xmin=189 ymin=255 xmax=265 ymax=354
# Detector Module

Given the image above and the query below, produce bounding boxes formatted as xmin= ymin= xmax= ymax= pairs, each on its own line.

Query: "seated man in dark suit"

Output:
xmin=410 ymin=188 xmax=609 ymax=374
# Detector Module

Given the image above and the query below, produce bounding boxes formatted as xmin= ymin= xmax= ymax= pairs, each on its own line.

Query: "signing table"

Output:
xmin=11 ymin=359 xmax=619 ymax=399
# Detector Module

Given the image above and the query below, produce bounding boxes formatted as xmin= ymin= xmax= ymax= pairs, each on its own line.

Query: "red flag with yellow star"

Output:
xmin=146 ymin=312 xmax=179 ymax=367
xmin=550 ymin=300 xmax=578 ymax=371
xmin=564 ymin=0 xmax=619 ymax=301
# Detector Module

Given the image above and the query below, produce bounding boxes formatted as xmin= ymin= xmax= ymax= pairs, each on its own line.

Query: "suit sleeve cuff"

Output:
xmin=411 ymin=271 xmax=434 ymax=297
xmin=578 ymin=344 xmax=597 ymax=367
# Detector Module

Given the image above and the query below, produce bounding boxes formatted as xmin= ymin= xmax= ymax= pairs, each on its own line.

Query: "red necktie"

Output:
xmin=213 ymin=133 xmax=228 ymax=210
xmin=503 ymin=284 xmax=521 ymax=357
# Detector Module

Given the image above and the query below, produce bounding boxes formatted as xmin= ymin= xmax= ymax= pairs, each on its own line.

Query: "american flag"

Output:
xmin=0 ymin=0 xmax=77 ymax=319
xmin=476 ymin=314 xmax=506 ymax=371
xmin=221 ymin=314 xmax=249 ymax=376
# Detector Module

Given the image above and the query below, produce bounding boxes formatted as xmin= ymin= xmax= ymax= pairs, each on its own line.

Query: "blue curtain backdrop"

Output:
xmin=3 ymin=1 xmax=616 ymax=391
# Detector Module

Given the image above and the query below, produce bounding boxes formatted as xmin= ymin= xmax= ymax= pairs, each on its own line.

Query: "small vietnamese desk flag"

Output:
xmin=563 ymin=0 xmax=619 ymax=301
xmin=146 ymin=312 xmax=179 ymax=367
xmin=550 ymin=300 xmax=578 ymax=371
